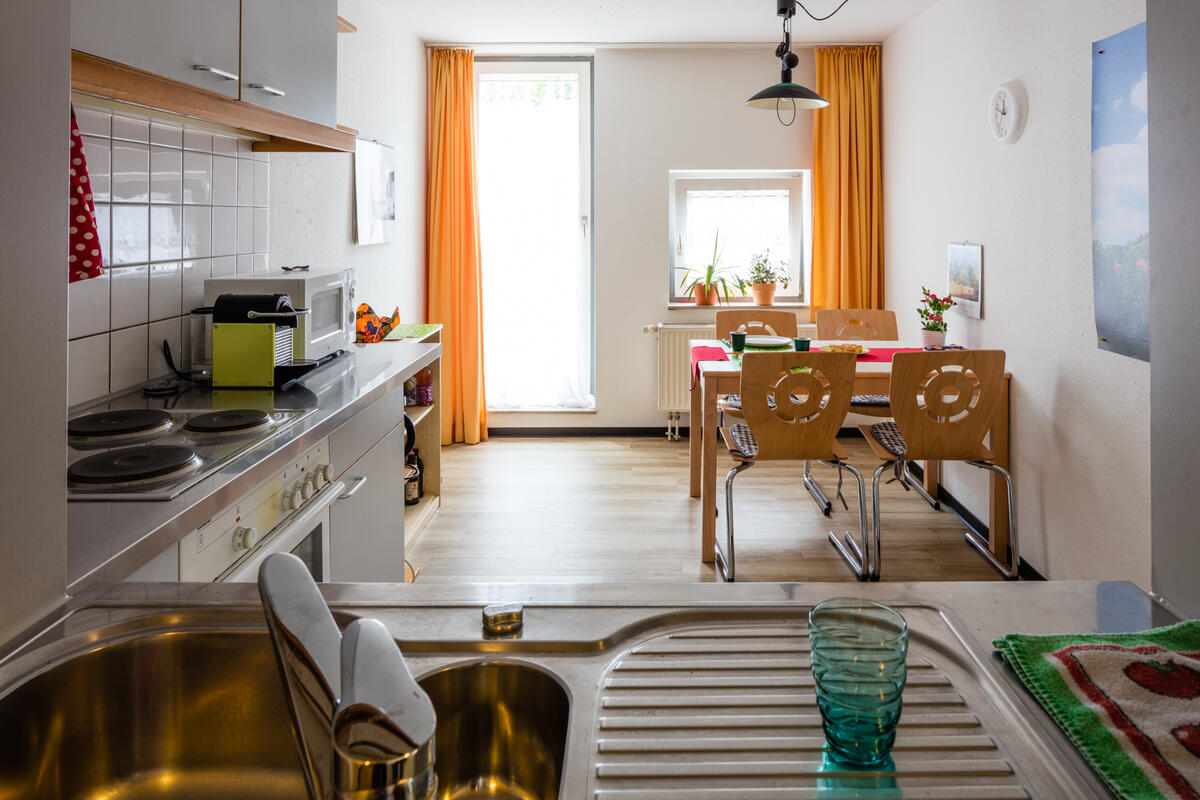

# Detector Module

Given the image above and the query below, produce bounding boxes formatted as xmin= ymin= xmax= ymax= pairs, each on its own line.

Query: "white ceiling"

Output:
xmin=405 ymin=0 xmax=941 ymax=46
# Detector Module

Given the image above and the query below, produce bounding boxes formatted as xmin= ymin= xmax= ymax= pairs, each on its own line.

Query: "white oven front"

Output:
xmin=220 ymin=479 xmax=342 ymax=582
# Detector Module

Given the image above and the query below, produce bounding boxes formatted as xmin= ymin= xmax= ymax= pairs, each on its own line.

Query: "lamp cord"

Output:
xmin=794 ymin=0 xmax=853 ymax=22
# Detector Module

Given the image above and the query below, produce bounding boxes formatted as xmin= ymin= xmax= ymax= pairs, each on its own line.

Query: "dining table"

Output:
xmin=688 ymin=339 xmax=1012 ymax=573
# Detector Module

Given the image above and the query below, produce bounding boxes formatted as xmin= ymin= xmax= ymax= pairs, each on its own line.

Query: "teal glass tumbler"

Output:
xmin=809 ymin=598 xmax=909 ymax=767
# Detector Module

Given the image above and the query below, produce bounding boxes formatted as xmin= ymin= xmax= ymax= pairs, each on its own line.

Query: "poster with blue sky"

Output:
xmin=1091 ymin=22 xmax=1149 ymax=362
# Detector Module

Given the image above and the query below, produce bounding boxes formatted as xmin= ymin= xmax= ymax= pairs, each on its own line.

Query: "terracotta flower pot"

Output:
xmin=750 ymin=283 xmax=777 ymax=306
xmin=921 ymin=329 xmax=947 ymax=348
xmin=693 ymin=284 xmax=719 ymax=306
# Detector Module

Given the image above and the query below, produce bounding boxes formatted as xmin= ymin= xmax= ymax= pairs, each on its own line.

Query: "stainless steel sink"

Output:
xmin=419 ymin=661 xmax=570 ymax=800
xmin=0 ymin=627 xmax=304 ymax=800
xmin=0 ymin=582 xmax=1142 ymax=799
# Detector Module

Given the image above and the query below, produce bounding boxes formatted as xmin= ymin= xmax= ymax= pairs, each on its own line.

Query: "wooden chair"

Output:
xmin=815 ymin=309 xmax=898 ymax=340
xmin=716 ymin=351 xmax=868 ymax=582
xmin=712 ymin=310 xmax=834 ymax=515
xmin=815 ymin=309 xmax=899 ymax=420
xmin=853 ymin=350 xmax=1019 ymax=580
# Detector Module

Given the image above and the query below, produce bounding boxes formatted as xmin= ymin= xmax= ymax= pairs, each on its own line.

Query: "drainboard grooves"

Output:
xmin=592 ymin=623 xmax=1032 ymax=796
xmin=594 ymin=789 xmax=1030 ymax=799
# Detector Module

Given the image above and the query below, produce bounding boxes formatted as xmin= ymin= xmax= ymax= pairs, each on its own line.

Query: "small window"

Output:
xmin=668 ymin=170 xmax=812 ymax=305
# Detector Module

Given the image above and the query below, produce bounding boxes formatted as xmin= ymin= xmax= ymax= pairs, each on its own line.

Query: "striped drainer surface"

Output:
xmin=592 ymin=624 xmax=1032 ymax=799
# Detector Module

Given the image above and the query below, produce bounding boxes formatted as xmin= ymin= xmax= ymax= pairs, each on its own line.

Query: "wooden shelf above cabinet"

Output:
xmin=337 ymin=15 xmax=357 ymax=33
xmin=71 ymin=51 xmax=355 ymax=153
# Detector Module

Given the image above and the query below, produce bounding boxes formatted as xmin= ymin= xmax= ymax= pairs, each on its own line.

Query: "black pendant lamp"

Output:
xmin=747 ymin=0 xmax=829 ymax=125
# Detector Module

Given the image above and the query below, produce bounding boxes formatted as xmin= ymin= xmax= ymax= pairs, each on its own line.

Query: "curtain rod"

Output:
xmin=423 ymin=41 xmax=882 ymax=50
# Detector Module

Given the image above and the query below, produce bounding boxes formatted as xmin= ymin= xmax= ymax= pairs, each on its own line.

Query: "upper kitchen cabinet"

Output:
xmin=71 ymin=0 xmax=242 ymax=99
xmin=240 ymin=0 xmax=337 ymax=127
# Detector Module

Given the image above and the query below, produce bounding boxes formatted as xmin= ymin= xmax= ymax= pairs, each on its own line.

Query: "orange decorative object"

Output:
xmin=355 ymin=303 xmax=401 ymax=343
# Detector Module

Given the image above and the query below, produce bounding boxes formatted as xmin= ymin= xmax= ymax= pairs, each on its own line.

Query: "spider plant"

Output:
xmin=676 ymin=232 xmax=745 ymax=303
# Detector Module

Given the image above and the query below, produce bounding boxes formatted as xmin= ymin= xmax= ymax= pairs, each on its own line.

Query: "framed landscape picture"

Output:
xmin=948 ymin=242 xmax=982 ymax=319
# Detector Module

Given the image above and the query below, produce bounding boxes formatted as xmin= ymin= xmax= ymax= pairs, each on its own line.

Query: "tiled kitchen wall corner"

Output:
xmin=68 ymin=106 xmax=271 ymax=407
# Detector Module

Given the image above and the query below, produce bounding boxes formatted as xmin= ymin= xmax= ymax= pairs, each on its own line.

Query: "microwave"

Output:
xmin=204 ymin=268 xmax=356 ymax=361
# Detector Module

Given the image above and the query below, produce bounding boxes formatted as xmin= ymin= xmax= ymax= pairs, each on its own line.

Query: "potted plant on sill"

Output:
xmin=918 ymin=286 xmax=956 ymax=347
xmin=747 ymin=250 xmax=789 ymax=306
xmin=677 ymin=232 xmax=744 ymax=306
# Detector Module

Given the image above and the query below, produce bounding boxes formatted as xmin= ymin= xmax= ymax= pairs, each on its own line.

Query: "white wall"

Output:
xmin=496 ymin=46 xmax=815 ymax=428
xmin=0 ymin=0 xmax=69 ymax=643
xmin=883 ymin=0 xmax=1149 ymax=583
xmin=1148 ymin=0 xmax=1200 ymax=615
xmin=270 ymin=0 xmax=426 ymax=322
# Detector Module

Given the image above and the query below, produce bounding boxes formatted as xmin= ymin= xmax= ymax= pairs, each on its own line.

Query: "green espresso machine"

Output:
xmin=211 ymin=294 xmax=316 ymax=388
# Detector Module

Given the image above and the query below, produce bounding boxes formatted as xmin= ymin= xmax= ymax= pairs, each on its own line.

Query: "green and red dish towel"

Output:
xmin=995 ymin=621 xmax=1200 ymax=799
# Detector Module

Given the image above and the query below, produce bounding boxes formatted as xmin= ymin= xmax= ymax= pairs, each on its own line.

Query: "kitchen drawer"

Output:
xmin=328 ymin=384 xmax=409 ymax=480
xmin=329 ymin=420 xmax=406 ymax=581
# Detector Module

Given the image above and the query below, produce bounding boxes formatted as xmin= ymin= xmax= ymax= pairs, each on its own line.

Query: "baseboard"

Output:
xmin=907 ymin=462 xmax=1044 ymax=581
xmin=488 ymin=426 xmax=868 ymax=439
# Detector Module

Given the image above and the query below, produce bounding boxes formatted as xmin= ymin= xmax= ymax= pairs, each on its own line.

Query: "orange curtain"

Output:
xmin=811 ymin=46 xmax=883 ymax=313
xmin=427 ymin=49 xmax=487 ymax=445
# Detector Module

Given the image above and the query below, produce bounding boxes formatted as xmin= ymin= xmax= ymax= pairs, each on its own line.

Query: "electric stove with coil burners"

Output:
xmin=68 ymin=399 xmax=315 ymax=501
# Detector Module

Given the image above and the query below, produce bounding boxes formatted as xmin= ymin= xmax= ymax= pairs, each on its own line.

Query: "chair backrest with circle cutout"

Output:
xmin=714 ymin=310 xmax=799 ymax=340
xmin=814 ymin=309 xmax=898 ymax=340
xmin=888 ymin=350 xmax=1006 ymax=461
xmin=737 ymin=351 xmax=856 ymax=461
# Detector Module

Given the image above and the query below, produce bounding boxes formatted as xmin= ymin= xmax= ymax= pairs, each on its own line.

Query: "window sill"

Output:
xmin=488 ymin=407 xmax=598 ymax=414
xmin=667 ymin=302 xmax=811 ymax=311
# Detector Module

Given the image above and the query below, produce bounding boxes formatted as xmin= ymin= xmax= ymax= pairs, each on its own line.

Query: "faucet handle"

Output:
xmin=333 ymin=618 xmax=438 ymax=799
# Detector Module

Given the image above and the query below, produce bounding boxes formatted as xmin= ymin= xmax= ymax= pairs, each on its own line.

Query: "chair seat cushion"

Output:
xmin=726 ymin=423 xmax=759 ymax=459
xmin=868 ymin=421 xmax=907 ymax=458
xmin=722 ymin=393 xmax=813 ymax=411
xmin=851 ymin=394 xmax=891 ymax=407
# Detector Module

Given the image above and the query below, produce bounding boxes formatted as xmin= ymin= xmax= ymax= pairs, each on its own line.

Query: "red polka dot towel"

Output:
xmin=69 ymin=106 xmax=103 ymax=282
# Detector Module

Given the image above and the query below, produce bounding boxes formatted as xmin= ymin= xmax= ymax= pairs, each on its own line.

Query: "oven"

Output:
xmin=177 ymin=438 xmax=346 ymax=583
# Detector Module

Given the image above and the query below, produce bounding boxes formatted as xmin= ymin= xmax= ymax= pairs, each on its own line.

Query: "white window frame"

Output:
xmin=474 ymin=58 xmax=596 ymax=410
xmin=668 ymin=169 xmax=812 ymax=306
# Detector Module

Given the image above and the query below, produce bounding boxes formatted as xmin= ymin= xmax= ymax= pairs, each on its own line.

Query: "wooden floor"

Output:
xmin=407 ymin=436 xmax=1003 ymax=584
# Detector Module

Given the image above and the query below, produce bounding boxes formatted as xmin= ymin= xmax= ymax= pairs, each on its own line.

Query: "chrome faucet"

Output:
xmin=259 ymin=553 xmax=438 ymax=800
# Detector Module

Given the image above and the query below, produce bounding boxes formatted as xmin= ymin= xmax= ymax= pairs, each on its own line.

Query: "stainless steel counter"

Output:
xmin=66 ymin=341 xmax=439 ymax=593
xmin=0 ymin=580 xmax=1175 ymax=798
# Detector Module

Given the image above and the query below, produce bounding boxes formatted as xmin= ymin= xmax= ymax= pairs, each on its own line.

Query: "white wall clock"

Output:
xmin=989 ymin=81 xmax=1027 ymax=143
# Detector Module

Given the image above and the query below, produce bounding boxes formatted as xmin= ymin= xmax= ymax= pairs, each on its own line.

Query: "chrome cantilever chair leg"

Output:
xmin=902 ymin=460 xmax=940 ymax=510
xmin=717 ymin=461 xmax=754 ymax=582
xmin=869 ymin=463 xmax=889 ymax=580
xmin=963 ymin=461 xmax=1020 ymax=580
xmin=803 ymin=460 xmax=833 ymax=516
xmin=822 ymin=461 xmax=871 ymax=581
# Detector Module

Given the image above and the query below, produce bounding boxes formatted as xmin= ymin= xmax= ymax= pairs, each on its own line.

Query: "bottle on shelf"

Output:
xmin=404 ymin=451 xmax=420 ymax=506
xmin=404 ymin=378 xmax=417 ymax=407
xmin=413 ymin=448 xmax=425 ymax=498
xmin=415 ymin=367 xmax=433 ymax=406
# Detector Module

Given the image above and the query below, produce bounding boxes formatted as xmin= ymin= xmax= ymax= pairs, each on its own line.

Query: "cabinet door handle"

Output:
xmin=193 ymin=64 xmax=240 ymax=81
xmin=248 ymin=83 xmax=287 ymax=97
xmin=337 ymin=475 xmax=367 ymax=500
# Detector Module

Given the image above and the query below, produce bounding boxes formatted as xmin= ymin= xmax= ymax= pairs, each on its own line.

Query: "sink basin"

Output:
xmin=419 ymin=661 xmax=570 ymax=800
xmin=0 ymin=629 xmax=304 ymax=800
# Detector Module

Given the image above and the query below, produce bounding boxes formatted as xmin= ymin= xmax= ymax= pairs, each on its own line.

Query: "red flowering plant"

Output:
xmin=918 ymin=286 xmax=956 ymax=332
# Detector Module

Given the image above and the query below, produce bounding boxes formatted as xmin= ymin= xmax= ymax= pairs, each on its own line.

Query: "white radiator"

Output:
xmin=647 ymin=322 xmax=716 ymax=414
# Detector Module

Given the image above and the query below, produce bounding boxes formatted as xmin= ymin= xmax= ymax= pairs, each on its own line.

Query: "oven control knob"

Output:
xmin=233 ymin=526 xmax=259 ymax=551
xmin=317 ymin=463 xmax=332 ymax=484
xmin=300 ymin=478 xmax=314 ymax=501
xmin=307 ymin=472 xmax=323 ymax=493
xmin=288 ymin=487 xmax=303 ymax=509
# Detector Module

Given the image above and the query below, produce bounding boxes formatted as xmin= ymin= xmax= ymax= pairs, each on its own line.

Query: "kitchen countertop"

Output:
xmin=66 ymin=341 xmax=440 ymax=593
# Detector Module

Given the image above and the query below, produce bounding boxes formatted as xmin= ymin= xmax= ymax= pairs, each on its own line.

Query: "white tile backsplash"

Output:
xmin=110 ymin=325 xmax=149 ymax=391
xmin=68 ymin=269 xmax=110 ymax=340
xmin=212 ymin=206 xmax=237 ymax=257
xmin=110 ymin=264 xmax=149 ymax=328
xmin=150 ymin=146 xmax=182 ymax=204
xmin=211 ymin=155 xmax=237 ymax=206
xmin=182 ymin=205 xmax=211 ymax=258
xmin=183 ymin=151 xmax=212 ymax=204
xmin=69 ymin=111 xmax=267 ymax=406
xmin=150 ymin=205 xmax=182 ymax=261
xmin=112 ymin=115 xmax=149 ymax=143
xmin=69 ymin=334 xmax=110 ymax=406
xmin=149 ymin=262 xmax=182 ymax=321
xmin=111 ymin=141 xmax=149 ymax=203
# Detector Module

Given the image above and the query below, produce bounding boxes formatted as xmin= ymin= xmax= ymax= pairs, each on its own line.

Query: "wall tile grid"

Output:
xmin=68 ymin=107 xmax=270 ymax=406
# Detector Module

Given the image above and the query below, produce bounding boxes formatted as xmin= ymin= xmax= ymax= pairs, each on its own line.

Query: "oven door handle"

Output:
xmin=221 ymin=480 xmax=346 ymax=582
